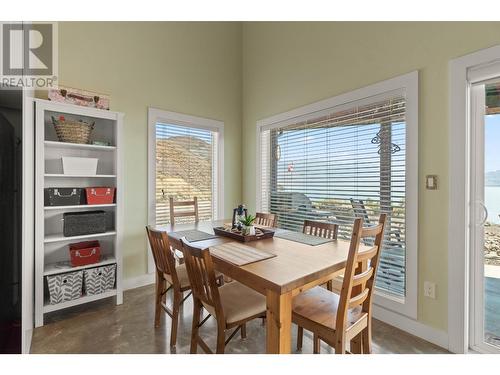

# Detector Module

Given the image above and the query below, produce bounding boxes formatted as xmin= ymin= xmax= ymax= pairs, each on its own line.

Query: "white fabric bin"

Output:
xmin=62 ymin=156 xmax=98 ymax=175
xmin=84 ymin=264 xmax=116 ymax=295
xmin=46 ymin=270 xmax=84 ymax=305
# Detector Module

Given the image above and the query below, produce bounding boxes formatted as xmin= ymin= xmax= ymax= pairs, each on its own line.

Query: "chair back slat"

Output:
xmin=302 ymin=220 xmax=338 ymax=239
xmin=255 ymin=212 xmax=276 ymax=227
xmin=181 ymin=238 xmax=223 ymax=317
xmin=146 ymin=226 xmax=178 ymax=284
xmin=336 ymin=214 xmax=386 ymax=332
xmin=169 ymin=196 xmax=199 ymax=225
xmin=351 ymin=267 xmax=374 ymax=287
xmin=348 ymin=288 xmax=369 ymax=309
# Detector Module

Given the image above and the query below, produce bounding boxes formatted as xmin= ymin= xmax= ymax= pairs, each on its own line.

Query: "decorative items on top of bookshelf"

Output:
xmin=48 ymin=85 xmax=110 ymax=110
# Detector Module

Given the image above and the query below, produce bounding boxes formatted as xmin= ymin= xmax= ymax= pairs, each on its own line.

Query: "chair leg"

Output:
xmin=190 ymin=298 xmax=202 ymax=354
xmin=170 ymin=290 xmax=181 ymax=347
xmin=362 ymin=321 xmax=372 ymax=354
xmin=154 ymin=273 xmax=163 ymax=328
xmin=240 ymin=323 xmax=247 ymax=339
xmin=334 ymin=338 xmax=346 ymax=354
xmin=351 ymin=333 xmax=362 ymax=354
xmin=216 ymin=325 xmax=226 ymax=354
xmin=296 ymin=326 xmax=303 ymax=350
xmin=326 ymin=280 xmax=333 ymax=292
xmin=313 ymin=334 xmax=321 ymax=354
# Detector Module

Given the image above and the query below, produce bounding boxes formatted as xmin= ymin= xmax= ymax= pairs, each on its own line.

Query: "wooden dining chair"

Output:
xmin=294 ymin=214 xmax=387 ymax=354
xmin=180 ymin=238 xmax=267 ymax=354
xmin=303 ymin=220 xmax=338 ymax=239
xmin=145 ymin=226 xmax=193 ymax=347
xmin=302 ymin=220 xmax=339 ymax=291
xmin=255 ymin=212 xmax=276 ymax=227
xmin=169 ymin=196 xmax=199 ymax=225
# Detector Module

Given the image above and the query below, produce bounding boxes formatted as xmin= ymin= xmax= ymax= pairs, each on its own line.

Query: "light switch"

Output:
xmin=426 ymin=175 xmax=438 ymax=190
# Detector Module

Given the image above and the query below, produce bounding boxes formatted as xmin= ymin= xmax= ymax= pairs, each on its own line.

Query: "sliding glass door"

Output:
xmin=470 ymin=80 xmax=500 ymax=353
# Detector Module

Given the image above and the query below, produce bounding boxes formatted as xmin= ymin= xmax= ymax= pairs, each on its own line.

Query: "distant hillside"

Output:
xmin=486 ymin=170 xmax=500 ymax=186
xmin=155 ymin=136 xmax=212 ymax=200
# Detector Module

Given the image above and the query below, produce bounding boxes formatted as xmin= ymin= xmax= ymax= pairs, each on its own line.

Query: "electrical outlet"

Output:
xmin=424 ymin=281 xmax=436 ymax=299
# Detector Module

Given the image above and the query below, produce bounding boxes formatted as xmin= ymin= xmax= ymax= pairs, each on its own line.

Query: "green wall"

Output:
xmin=241 ymin=22 xmax=500 ymax=331
xmin=56 ymin=21 xmax=500 ymax=333
xmin=57 ymin=22 xmax=242 ymax=279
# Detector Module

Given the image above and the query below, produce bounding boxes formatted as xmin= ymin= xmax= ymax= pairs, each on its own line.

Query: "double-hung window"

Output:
xmin=148 ymin=108 xmax=224 ymax=226
xmin=257 ymin=72 xmax=418 ymax=318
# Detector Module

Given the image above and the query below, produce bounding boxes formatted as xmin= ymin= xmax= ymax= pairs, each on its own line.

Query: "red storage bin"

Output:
xmin=69 ymin=241 xmax=101 ymax=267
xmin=85 ymin=187 xmax=115 ymax=205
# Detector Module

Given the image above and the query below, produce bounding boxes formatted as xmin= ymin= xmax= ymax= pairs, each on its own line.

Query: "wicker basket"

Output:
xmin=51 ymin=115 xmax=95 ymax=144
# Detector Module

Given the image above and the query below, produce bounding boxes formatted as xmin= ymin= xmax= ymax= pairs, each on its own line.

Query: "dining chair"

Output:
xmin=255 ymin=212 xmax=276 ymax=227
xmin=302 ymin=220 xmax=339 ymax=291
xmin=180 ymin=238 xmax=267 ymax=354
xmin=294 ymin=214 xmax=387 ymax=354
xmin=350 ymin=198 xmax=402 ymax=246
xmin=145 ymin=226 xmax=193 ymax=347
xmin=169 ymin=196 xmax=199 ymax=225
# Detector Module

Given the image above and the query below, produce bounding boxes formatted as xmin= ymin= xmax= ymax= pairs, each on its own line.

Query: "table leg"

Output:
xmin=266 ymin=289 xmax=292 ymax=354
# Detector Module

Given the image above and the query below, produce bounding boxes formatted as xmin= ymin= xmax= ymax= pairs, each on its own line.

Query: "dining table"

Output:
xmin=157 ymin=219 xmax=370 ymax=354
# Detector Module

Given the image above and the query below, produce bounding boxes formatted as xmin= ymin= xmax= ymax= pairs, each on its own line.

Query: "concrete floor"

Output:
xmin=31 ymin=284 xmax=449 ymax=354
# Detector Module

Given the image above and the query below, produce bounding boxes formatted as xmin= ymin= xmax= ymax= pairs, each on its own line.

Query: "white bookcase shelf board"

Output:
xmin=44 ymin=203 xmax=116 ymax=210
xmin=34 ymin=99 xmax=124 ymax=327
xmin=44 ymin=174 xmax=116 ymax=178
xmin=44 ymin=256 xmax=117 ymax=276
xmin=44 ymin=231 xmax=117 ymax=244
xmin=43 ymin=289 xmax=117 ymax=313
xmin=44 ymin=140 xmax=116 ymax=151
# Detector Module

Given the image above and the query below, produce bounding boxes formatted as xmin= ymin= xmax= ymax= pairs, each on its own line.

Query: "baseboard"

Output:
xmin=123 ymin=273 xmax=155 ymax=291
xmin=373 ymin=304 xmax=449 ymax=350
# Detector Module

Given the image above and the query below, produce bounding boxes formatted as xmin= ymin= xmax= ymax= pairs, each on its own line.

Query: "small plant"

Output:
xmin=240 ymin=214 xmax=256 ymax=227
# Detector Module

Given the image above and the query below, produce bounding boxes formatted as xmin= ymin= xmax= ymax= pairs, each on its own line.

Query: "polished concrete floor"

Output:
xmin=31 ymin=284 xmax=449 ymax=354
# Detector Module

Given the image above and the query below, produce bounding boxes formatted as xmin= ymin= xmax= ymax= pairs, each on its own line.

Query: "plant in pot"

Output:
xmin=240 ymin=214 xmax=256 ymax=236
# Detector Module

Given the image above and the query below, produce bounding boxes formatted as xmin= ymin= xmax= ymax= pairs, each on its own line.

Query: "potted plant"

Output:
xmin=240 ymin=214 xmax=256 ymax=236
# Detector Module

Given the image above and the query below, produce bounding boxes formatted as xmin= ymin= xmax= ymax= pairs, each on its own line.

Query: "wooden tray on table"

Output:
xmin=213 ymin=226 xmax=275 ymax=242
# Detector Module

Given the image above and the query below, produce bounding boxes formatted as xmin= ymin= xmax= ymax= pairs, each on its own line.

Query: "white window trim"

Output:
xmin=147 ymin=107 xmax=224 ymax=273
xmin=256 ymin=71 xmax=418 ymax=319
xmin=449 ymin=44 xmax=500 ymax=354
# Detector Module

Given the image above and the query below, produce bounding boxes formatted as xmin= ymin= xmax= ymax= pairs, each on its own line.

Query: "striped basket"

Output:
xmin=83 ymin=264 xmax=116 ymax=296
xmin=46 ymin=270 xmax=84 ymax=305
xmin=51 ymin=115 xmax=95 ymax=144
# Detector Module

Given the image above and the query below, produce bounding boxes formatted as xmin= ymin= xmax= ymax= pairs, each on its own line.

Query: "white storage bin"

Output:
xmin=46 ymin=270 xmax=84 ymax=305
xmin=62 ymin=156 xmax=98 ymax=175
xmin=84 ymin=264 xmax=116 ymax=296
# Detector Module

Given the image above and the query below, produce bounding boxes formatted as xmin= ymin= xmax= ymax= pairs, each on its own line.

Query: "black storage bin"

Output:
xmin=45 ymin=188 xmax=86 ymax=206
xmin=63 ymin=210 xmax=106 ymax=237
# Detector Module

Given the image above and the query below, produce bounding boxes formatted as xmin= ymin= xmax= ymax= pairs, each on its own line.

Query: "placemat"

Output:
xmin=209 ymin=242 xmax=276 ymax=266
xmin=274 ymin=229 xmax=334 ymax=246
xmin=169 ymin=229 xmax=218 ymax=242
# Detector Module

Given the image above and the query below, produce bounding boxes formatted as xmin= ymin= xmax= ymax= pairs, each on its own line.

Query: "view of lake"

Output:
xmin=486 ymin=186 xmax=500 ymax=224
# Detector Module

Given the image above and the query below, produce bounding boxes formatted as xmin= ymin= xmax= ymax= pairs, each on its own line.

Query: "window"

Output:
xmin=257 ymin=72 xmax=418 ymax=318
xmin=148 ymin=108 xmax=224 ymax=226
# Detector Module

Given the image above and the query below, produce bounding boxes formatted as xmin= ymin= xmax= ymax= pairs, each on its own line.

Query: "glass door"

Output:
xmin=470 ymin=80 xmax=500 ymax=353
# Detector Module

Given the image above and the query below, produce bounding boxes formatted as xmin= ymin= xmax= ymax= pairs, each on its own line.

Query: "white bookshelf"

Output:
xmin=34 ymin=99 xmax=124 ymax=327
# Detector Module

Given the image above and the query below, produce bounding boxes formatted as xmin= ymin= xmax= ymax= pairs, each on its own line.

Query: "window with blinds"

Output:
xmin=259 ymin=92 xmax=407 ymax=298
xmin=155 ymin=122 xmax=218 ymax=225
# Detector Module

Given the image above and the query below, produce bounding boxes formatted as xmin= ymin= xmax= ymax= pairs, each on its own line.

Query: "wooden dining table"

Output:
xmin=157 ymin=219 xmax=369 ymax=354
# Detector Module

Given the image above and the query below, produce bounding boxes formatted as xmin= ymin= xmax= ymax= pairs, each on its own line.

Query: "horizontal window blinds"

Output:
xmin=155 ymin=123 xmax=217 ymax=225
xmin=260 ymin=94 xmax=407 ymax=297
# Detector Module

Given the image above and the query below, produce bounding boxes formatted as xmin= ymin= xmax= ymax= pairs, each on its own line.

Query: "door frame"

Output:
xmin=449 ymin=44 xmax=500 ymax=354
